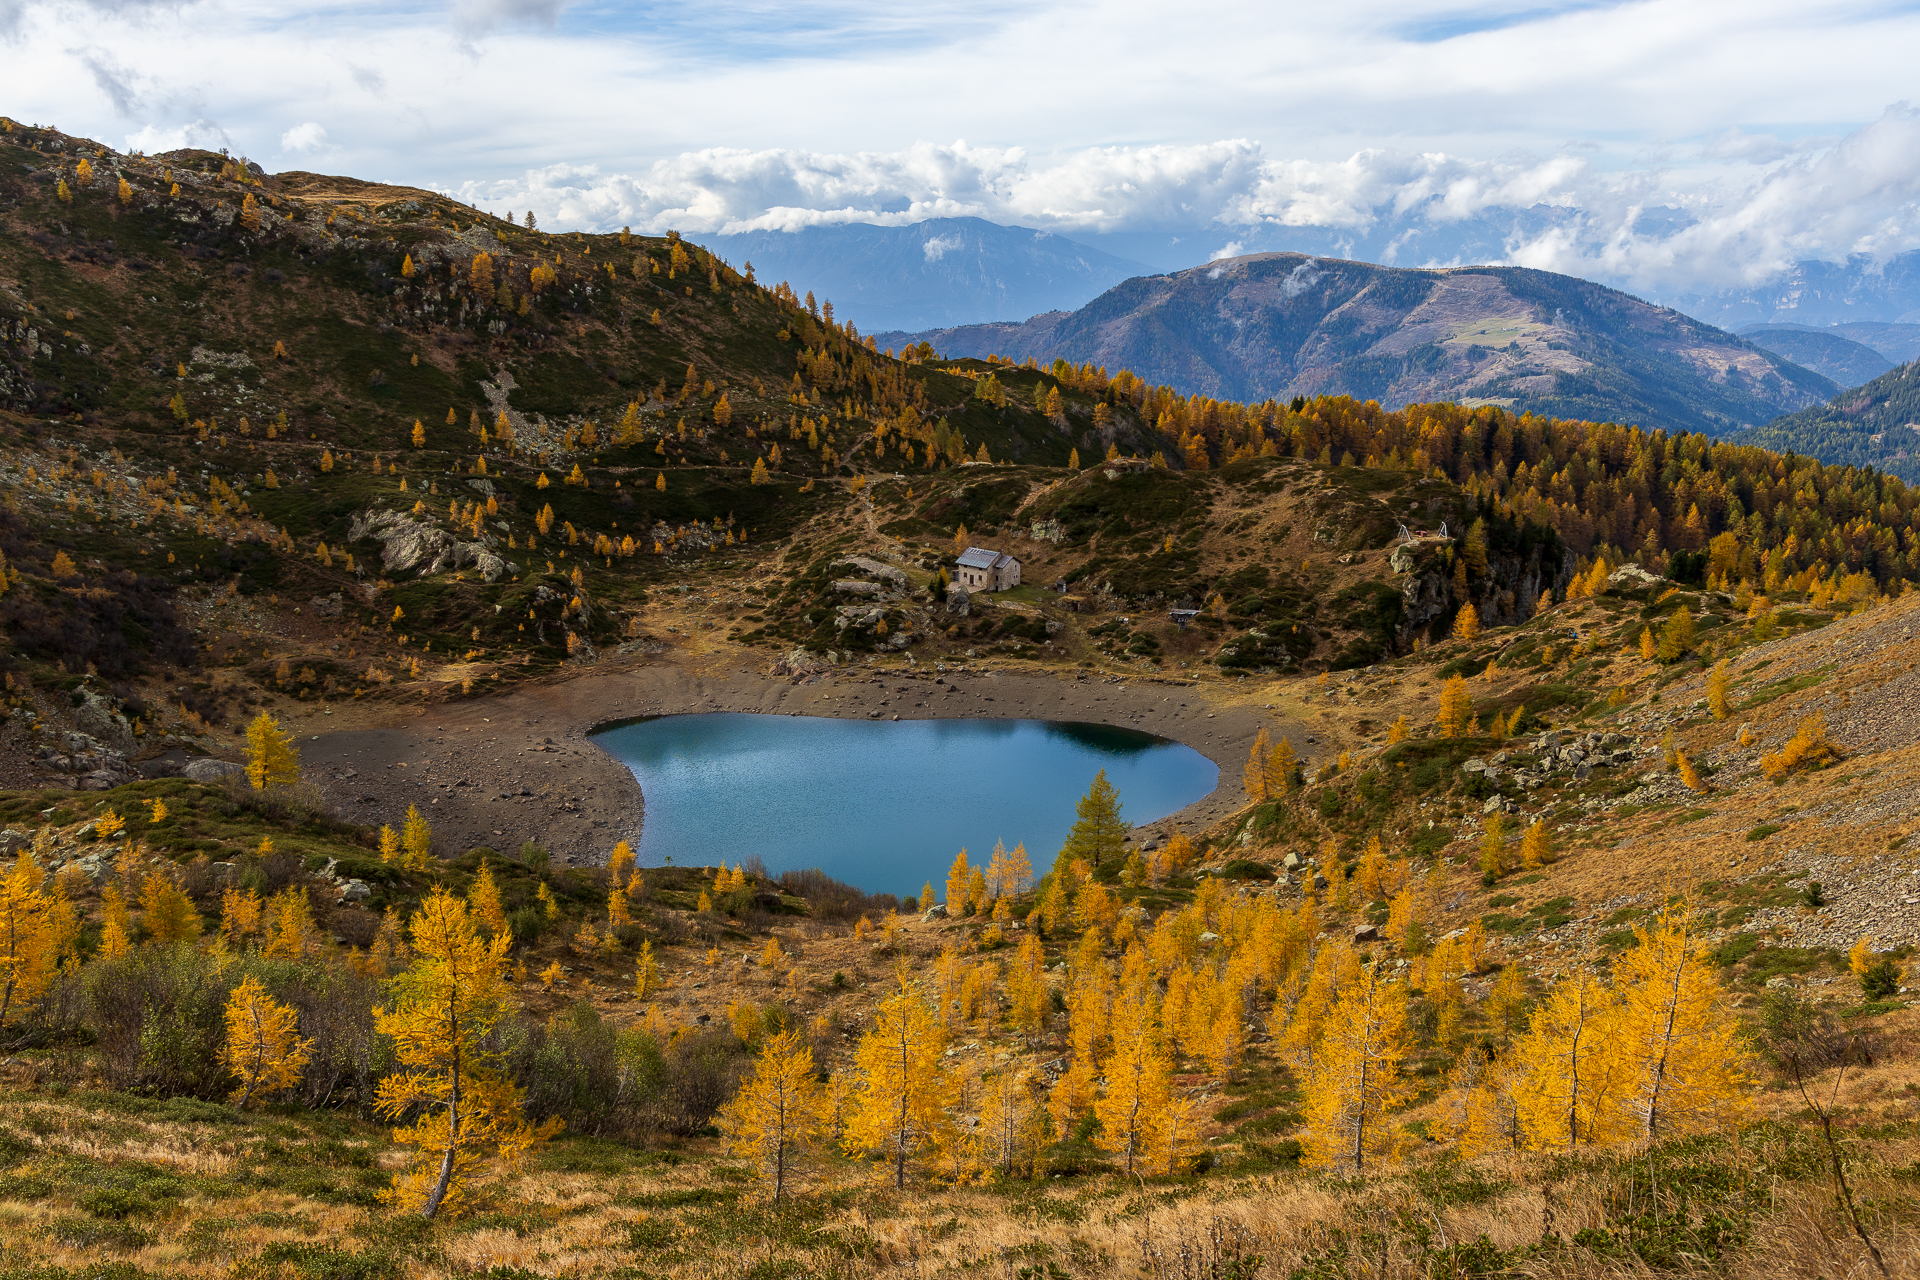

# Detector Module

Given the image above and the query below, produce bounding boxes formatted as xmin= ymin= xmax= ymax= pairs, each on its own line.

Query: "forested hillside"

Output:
xmin=1737 ymin=325 xmax=1893 ymax=385
xmin=1733 ymin=359 xmax=1920 ymax=483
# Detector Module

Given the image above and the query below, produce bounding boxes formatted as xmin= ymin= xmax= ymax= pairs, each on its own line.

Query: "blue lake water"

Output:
xmin=589 ymin=714 xmax=1219 ymax=897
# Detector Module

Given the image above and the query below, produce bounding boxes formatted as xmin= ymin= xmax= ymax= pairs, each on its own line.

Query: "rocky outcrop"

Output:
xmin=346 ymin=508 xmax=516 ymax=582
xmin=32 ymin=731 xmax=139 ymax=790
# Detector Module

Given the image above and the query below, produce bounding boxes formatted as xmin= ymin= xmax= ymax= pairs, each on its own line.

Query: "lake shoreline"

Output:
xmin=300 ymin=654 xmax=1298 ymax=869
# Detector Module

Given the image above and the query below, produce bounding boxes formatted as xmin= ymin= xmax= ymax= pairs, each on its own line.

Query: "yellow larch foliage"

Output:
xmin=468 ymin=860 xmax=509 ymax=938
xmin=401 ymin=805 xmax=433 ymax=871
xmin=1387 ymin=715 xmax=1409 ymax=744
xmin=1436 ymin=1045 xmax=1525 ymax=1158
xmin=1356 ymin=836 xmax=1389 ymax=902
xmin=1609 ymin=907 xmax=1752 ymax=1140
xmin=1519 ymin=819 xmax=1553 ymax=870
xmin=1436 ymin=674 xmax=1471 ymax=738
xmin=1760 ymin=714 xmax=1841 ymax=779
xmin=221 ymin=976 xmax=313 ymax=1108
xmin=945 ymin=848 xmax=972 ymax=913
xmin=97 ymin=882 xmax=132 ymax=959
xmin=1508 ymin=971 xmax=1625 ymax=1150
xmin=634 ymin=940 xmax=660 ymax=999
xmin=220 ymin=886 xmax=263 ymax=951
xmin=1450 ymin=603 xmax=1481 ymax=640
xmin=718 ymin=1028 xmax=826 ymax=1200
xmin=244 ymin=712 xmax=300 ymax=789
xmin=1849 ymin=935 xmax=1876 ymax=978
xmin=1479 ymin=813 xmax=1509 ymax=880
xmin=1094 ymin=988 xmax=1172 ymax=1176
xmin=1243 ymin=727 xmax=1273 ymax=800
xmin=262 ymin=886 xmax=315 ymax=959
xmin=1263 ymin=735 xmax=1297 ymax=795
xmin=0 ymin=853 xmax=50 ymax=1025
xmin=608 ymin=841 xmax=635 ymax=888
xmin=374 ymin=885 xmax=558 ymax=1219
xmin=1676 ymin=751 xmax=1710 ymax=792
xmin=139 ymin=870 xmax=202 ymax=945
xmin=978 ymin=1065 xmax=1045 ymax=1177
xmin=1300 ymin=967 xmax=1415 ymax=1171
xmin=379 ymin=824 xmax=400 ymax=865
xmin=536 ymin=882 xmax=558 ymax=920
xmin=1707 ymin=659 xmax=1731 ymax=719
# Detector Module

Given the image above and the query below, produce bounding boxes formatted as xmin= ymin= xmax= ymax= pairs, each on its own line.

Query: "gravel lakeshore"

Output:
xmin=301 ymin=658 xmax=1290 ymax=867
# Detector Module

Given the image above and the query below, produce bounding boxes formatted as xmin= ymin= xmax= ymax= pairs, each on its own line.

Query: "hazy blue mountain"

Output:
xmin=877 ymin=252 xmax=1836 ymax=436
xmin=710 ymin=218 xmax=1149 ymax=332
xmin=1738 ymin=326 xmax=1894 ymax=386
xmin=1804 ymin=321 xmax=1920 ymax=366
xmin=1674 ymin=252 xmax=1920 ymax=329
xmin=1732 ymin=359 xmax=1920 ymax=483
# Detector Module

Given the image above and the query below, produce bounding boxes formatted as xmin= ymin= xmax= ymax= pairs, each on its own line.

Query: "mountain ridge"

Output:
xmin=878 ymin=252 xmax=1837 ymax=435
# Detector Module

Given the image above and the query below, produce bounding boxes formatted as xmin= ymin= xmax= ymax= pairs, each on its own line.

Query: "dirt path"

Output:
xmin=299 ymin=653 xmax=1294 ymax=867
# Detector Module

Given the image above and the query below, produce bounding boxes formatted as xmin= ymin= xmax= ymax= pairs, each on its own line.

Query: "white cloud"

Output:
xmin=1209 ymin=240 xmax=1245 ymax=261
xmin=124 ymin=117 xmax=229 ymax=155
xmin=922 ymin=234 xmax=963 ymax=261
xmin=4 ymin=0 xmax=1919 ymax=301
xmin=278 ymin=121 xmax=329 ymax=154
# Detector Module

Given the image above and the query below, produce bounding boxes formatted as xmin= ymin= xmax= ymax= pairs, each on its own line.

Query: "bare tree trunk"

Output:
xmin=422 ymin=1005 xmax=463 ymax=1220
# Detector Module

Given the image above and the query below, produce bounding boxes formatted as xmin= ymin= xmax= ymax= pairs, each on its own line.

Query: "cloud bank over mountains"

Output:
xmin=7 ymin=0 xmax=1920 ymax=303
xmin=443 ymin=106 xmax=1920 ymax=299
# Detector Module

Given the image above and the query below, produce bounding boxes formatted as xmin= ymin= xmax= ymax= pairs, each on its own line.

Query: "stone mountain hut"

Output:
xmin=954 ymin=546 xmax=1021 ymax=593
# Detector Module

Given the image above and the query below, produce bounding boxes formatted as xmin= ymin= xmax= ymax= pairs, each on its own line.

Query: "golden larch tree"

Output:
xmin=1243 ymin=727 xmax=1273 ymax=800
xmin=1519 ymin=819 xmax=1552 ymax=870
xmin=139 ymin=870 xmax=203 ymax=945
xmin=245 ymin=712 xmax=300 ymax=789
xmin=1095 ymin=991 xmax=1172 ymax=1175
xmin=1611 ymin=907 xmax=1752 ymax=1141
xmin=1437 ymin=674 xmax=1471 ymax=738
xmin=944 ymin=848 xmax=972 ymax=914
xmin=374 ymin=886 xmax=557 ymax=1219
xmin=1300 ymin=967 xmax=1415 ymax=1171
xmin=401 ymin=805 xmax=433 ymax=871
xmin=469 ymin=860 xmax=509 ymax=939
xmin=1450 ymin=603 xmax=1481 ymax=640
xmin=843 ymin=984 xmax=951 ymax=1187
xmin=221 ymin=975 xmax=313 ymax=1108
xmin=1707 ymin=659 xmax=1731 ymax=719
xmin=717 ymin=1027 xmax=825 ymax=1200
xmin=0 ymin=853 xmax=50 ymax=1026
xmin=1508 ymin=971 xmax=1625 ymax=1150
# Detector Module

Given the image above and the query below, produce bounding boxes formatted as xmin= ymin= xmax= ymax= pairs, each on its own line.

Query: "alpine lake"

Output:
xmin=588 ymin=713 xmax=1219 ymax=896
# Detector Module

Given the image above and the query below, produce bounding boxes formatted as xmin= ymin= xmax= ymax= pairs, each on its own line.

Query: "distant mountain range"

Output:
xmin=876 ymin=252 xmax=1837 ymax=436
xmin=1738 ymin=326 xmax=1898 ymax=386
xmin=711 ymin=218 xmax=1148 ymax=332
xmin=1675 ymin=252 xmax=1920 ymax=330
xmin=1732 ymin=358 xmax=1920 ymax=483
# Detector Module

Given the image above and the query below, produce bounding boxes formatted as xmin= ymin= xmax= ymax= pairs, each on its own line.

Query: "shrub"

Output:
xmin=1760 ymin=715 xmax=1841 ymax=780
xmin=1861 ymin=957 xmax=1902 ymax=1001
xmin=85 ymin=946 xmax=231 ymax=1097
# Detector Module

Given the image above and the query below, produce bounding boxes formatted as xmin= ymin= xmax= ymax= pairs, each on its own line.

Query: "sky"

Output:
xmin=7 ymin=0 xmax=1920 ymax=295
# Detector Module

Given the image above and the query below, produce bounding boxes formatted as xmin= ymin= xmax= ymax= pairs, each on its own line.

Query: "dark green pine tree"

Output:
xmin=1056 ymin=769 xmax=1127 ymax=877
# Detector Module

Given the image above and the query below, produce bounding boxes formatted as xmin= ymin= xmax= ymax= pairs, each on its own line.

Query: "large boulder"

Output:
xmin=184 ymin=758 xmax=246 ymax=783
